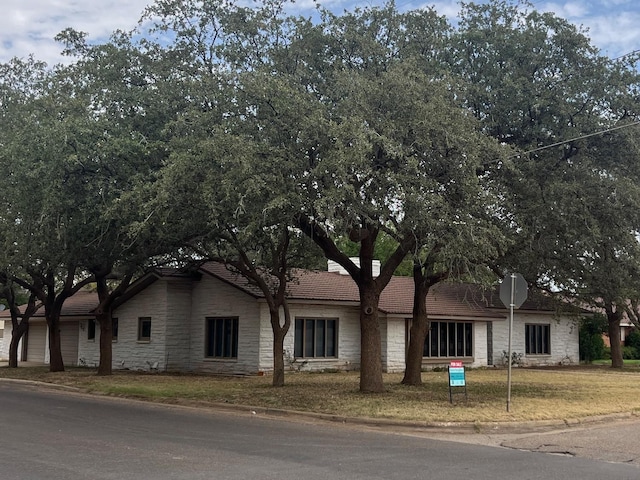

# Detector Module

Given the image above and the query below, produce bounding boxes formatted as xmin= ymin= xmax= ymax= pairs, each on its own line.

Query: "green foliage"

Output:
xmin=625 ymin=329 xmax=640 ymax=360
xmin=579 ymin=315 xmax=607 ymax=362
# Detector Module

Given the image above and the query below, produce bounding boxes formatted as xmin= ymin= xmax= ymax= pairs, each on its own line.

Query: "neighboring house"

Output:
xmin=0 ymin=262 xmax=581 ymax=372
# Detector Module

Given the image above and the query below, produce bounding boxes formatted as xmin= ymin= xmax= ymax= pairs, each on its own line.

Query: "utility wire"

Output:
xmin=510 ymin=119 xmax=640 ymax=159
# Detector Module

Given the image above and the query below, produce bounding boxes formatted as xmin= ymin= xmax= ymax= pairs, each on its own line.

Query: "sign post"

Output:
xmin=499 ymin=273 xmax=527 ymax=413
xmin=448 ymin=360 xmax=467 ymax=403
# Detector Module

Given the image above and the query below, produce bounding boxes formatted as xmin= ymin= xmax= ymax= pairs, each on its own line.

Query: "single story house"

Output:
xmin=0 ymin=261 xmax=581 ymax=372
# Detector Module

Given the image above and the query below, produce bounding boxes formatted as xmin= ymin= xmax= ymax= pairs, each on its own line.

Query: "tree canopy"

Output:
xmin=1 ymin=0 xmax=639 ymax=384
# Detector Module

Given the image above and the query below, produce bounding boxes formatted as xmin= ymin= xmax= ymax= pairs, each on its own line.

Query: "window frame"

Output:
xmin=204 ymin=317 xmax=239 ymax=359
xmin=525 ymin=323 xmax=551 ymax=355
xmin=420 ymin=320 xmax=473 ymax=358
xmin=137 ymin=317 xmax=151 ymax=342
xmin=87 ymin=319 xmax=96 ymax=342
xmin=294 ymin=317 xmax=338 ymax=359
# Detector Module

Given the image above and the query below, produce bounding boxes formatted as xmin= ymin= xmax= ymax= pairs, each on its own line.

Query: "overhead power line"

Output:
xmin=510 ymin=120 xmax=640 ymax=159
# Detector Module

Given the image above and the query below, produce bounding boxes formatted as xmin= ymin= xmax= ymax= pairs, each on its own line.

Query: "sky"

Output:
xmin=1 ymin=0 xmax=639 ymax=65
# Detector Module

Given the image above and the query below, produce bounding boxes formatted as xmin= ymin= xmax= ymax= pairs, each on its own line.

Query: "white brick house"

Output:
xmin=0 ymin=262 xmax=581 ymax=372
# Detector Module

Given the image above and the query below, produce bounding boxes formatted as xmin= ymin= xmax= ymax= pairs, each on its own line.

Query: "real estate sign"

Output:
xmin=448 ymin=361 xmax=466 ymax=387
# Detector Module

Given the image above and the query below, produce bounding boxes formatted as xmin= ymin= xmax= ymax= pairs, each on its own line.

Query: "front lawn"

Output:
xmin=2 ymin=366 xmax=640 ymax=425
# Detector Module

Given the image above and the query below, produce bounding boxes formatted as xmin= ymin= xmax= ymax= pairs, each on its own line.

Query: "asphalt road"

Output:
xmin=0 ymin=382 xmax=638 ymax=480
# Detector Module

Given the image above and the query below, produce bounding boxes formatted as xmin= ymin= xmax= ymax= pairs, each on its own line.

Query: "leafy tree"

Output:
xmin=52 ymin=28 xmax=186 ymax=375
xmin=449 ymin=0 xmax=640 ymax=368
xmin=289 ymin=4 xmax=505 ymax=392
xmin=140 ymin=0 xmax=506 ymax=391
xmin=138 ymin=0 xmax=327 ymax=386
xmin=0 ymin=56 xmax=99 ymax=371
xmin=0 ymin=56 xmax=51 ymax=366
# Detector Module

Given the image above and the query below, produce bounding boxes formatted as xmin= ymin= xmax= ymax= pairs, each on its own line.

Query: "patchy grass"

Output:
xmin=591 ymin=359 xmax=640 ymax=367
xmin=3 ymin=365 xmax=640 ymax=424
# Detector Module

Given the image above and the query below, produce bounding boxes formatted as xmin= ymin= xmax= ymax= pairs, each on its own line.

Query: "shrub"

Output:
xmin=625 ymin=329 xmax=640 ymax=359
xmin=623 ymin=346 xmax=639 ymax=360
xmin=579 ymin=314 xmax=607 ymax=362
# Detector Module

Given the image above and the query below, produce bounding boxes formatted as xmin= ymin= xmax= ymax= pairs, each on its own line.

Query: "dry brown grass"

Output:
xmin=2 ymin=365 xmax=640 ymax=424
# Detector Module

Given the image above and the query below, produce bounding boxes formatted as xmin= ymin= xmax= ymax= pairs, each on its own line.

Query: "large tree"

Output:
xmin=288 ymin=5 xmax=504 ymax=392
xmin=138 ymin=0 xmax=327 ymax=386
xmin=52 ymin=28 xmax=187 ymax=375
xmin=449 ymin=0 xmax=640 ymax=367
xmin=140 ymin=0 xmax=506 ymax=392
xmin=0 ymin=56 xmax=96 ymax=371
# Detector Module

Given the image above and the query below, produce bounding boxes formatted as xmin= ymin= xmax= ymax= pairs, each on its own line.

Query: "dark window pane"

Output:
xmin=448 ymin=323 xmax=456 ymax=356
xmin=423 ymin=328 xmax=430 ymax=357
xmin=232 ymin=318 xmax=239 ymax=357
xmin=214 ymin=318 xmax=223 ymax=356
xmin=327 ymin=320 xmax=336 ymax=357
xmin=456 ymin=323 xmax=464 ymax=356
xmin=316 ymin=320 xmax=326 ymax=357
xmin=112 ymin=318 xmax=118 ymax=341
xmin=465 ymin=323 xmax=472 ymax=356
xmin=439 ymin=322 xmax=448 ymax=357
xmin=223 ymin=318 xmax=232 ymax=357
xmin=430 ymin=323 xmax=439 ymax=357
xmin=294 ymin=319 xmax=304 ymax=357
xmin=305 ymin=319 xmax=315 ymax=357
xmin=205 ymin=319 xmax=214 ymax=357
xmin=138 ymin=318 xmax=151 ymax=341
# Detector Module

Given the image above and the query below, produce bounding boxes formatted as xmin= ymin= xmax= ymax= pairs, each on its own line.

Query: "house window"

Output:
xmin=423 ymin=321 xmax=473 ymax=358
xmin=205 ymin=317 xmax=238 ymax=358
xmin=294 ymin=318 xmax=338 ymax=358
xmin=138 ymin=317 xmax=151 ymax=342
xmin=526 ymin=324 xmax=550 ymax=355
xmin=88 ymin=319 xmax=96 ymax=341
xmin=112 ymin=318 xmax=118 ymax=342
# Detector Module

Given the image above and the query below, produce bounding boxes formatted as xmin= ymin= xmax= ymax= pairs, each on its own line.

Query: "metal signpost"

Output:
xmin=499 ymin=273 xmax=527 ymax=413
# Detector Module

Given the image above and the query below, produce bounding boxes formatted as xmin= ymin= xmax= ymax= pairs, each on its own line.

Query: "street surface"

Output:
xmin=0 ymin=382 xmax=638 ymax=479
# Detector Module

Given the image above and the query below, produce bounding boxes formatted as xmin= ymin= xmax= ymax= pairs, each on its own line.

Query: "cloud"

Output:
xmin=537 ymin=1 xmax=640 ymax=57
xmin=2 ymin=0 xmax=638 ymax=65
xmin=1 ymin=0 xmax=150 ymax=64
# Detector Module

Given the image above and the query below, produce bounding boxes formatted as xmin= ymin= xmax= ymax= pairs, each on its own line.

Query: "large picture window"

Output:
xmin=423 ymin=321 xmax=473 ymax=358
xmin=205 ymin=317 xmax=239 ymax=359
xmin=526 ymin=324 xmax=550 ymax=355
xmin=294 ymin=318 xmax=337 ymax=358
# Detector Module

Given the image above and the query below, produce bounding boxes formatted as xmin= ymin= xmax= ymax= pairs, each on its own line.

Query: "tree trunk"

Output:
xmin=96 ymin=311 xmax=113 ymax=376
xmin=272 ymin=326 xmax=286 ymax=387
xmin=8 ymin=322 xmax=29 ymax=368
xmin=608 ymin=311 xmax=623 ymax=368
xmin=47 ymin=317 xmax=64 ymax=372
xmin=270 ymin=299 xmax=291 ymax=388
xmin=359 ymin=283 xmax=384 ymax=393
xmin=402 ymin=271 xmax=430 ymax=386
